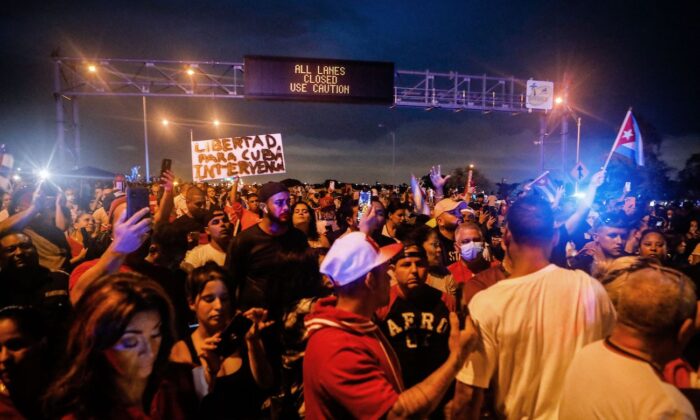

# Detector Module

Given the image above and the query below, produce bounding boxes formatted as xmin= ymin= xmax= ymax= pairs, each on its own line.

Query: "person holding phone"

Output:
xmin=170 ymin=262 xmax=273 ymax=417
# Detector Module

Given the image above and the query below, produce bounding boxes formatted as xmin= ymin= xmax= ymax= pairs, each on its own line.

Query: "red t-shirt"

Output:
xmin=304 ymin=297 xmax=403 ymax=419
xmin=448 ymin=260 xmax=474 ymax=284
xmin=69 ymin=258 xmax=131 ymax=291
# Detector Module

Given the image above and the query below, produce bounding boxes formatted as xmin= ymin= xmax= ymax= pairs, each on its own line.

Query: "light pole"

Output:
xmin=142 ymin=96 xmax=150 ymax=180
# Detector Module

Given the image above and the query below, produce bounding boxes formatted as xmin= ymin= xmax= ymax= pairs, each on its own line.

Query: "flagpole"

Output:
xmin=601 ymin=108 xmax=633 ymax=172
xmin=525 ymin=170 xmax=550 ymax=190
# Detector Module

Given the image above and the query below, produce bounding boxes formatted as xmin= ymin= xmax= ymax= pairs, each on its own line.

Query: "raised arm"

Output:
xmin=430 ymin=165 xmax=451 ymax=201
xmin=153 ymin=170 xmax=174 ymax=226
xmin=54 ymin=191 xmax=69 ymax=232
xmin=0 ymin=185 xmax=42 ymax=236
xmin=564 ymin=170 xmax=605 ymax=234
xmin=69 ymin=207 xmax=151 ymax=303
xmin=243 ymin=308 xmax=275 ymax=389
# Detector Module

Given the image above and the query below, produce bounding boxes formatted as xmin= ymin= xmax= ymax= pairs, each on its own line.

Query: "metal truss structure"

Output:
xmin=53 ymin=56 xmax=566 ymax=177
xmin=394 ymin=70 xmax=528 ymax=112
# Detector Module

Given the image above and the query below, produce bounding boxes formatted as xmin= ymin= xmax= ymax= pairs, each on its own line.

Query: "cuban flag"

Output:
xmin=611 ymin=110 xmax=644 ymax=166
xmin=0 ymin=145 xmax=13 ymax=193
xmin=531 ymin=171 xmax=557 ymax=203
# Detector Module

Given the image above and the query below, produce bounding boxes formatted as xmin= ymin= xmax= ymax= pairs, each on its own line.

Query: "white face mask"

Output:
xmin=459 ymin=241 xmax=484 ymax=262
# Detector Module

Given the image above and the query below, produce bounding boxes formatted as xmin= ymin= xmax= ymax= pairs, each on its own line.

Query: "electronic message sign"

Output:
xmin=244 ymin=55 xmax=394 ymax=104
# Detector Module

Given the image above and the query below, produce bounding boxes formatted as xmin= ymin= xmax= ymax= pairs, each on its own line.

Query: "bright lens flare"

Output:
xmin=87 ymin=64 xmax=97 ymax=73
xmin=162 ymin=119 xmax=169 ymax=126
xmin=186 ymin=68 xmax=195 ymax=76
xmin=213 ymin=119 xmax=220 ymax=126
xmin=38 ymin=169 xmax=50 ymax=180
xmin=555 ymin=96 xmax=564 ymax=105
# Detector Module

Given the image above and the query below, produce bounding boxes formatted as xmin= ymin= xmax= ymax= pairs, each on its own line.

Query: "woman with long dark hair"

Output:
xmin=44 ymin=272 xmax=198 ymax=419
xmin=291 ymin=201 xmax=330 ymax=252
xmin=170 ymin=262 xmax=273 ymax=419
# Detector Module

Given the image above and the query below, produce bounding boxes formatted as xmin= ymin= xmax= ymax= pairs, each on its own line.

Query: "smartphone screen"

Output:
xmin=624 ymin=182 xmax=631 ymax=192
xmin=357 ymin=191 xmax=371 ymax=222
xmin=126 ymin=187 xmax=150 ymax=220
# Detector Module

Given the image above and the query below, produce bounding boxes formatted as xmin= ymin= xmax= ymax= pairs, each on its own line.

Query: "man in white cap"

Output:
xmin=433 ymin=198 xmax=469 ymax=266
xmin=303 ymin=227 xmax=478 ymax=419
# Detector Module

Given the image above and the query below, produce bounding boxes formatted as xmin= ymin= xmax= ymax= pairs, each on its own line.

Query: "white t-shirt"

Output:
xmin=184 ymin=243 xmax=226 ymax=268
xmin=559 ymin=340 xmax=696 ymax=420
xmin=456 ymin=264 xmax=616 ymax=419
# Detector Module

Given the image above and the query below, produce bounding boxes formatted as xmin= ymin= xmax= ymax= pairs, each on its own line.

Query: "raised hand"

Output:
xmin=359 ymin=203 xmax=380 ymax=234
xmin=161 ymin=169 xmax=175 ymax=192
xmin=448 ymin=313 xmax=479 ymax=366
xmin=243 ymin=308 xmax=275 ymax=341
xmin=111 ymin=207 xmax=151 ymax=254
xmin=429 ymin=165 xmax=451 ymax=193
xmin=589 ymin=170 xmax=605 ymax=189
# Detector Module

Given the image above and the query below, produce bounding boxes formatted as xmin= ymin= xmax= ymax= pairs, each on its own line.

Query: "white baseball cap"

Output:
xmin=320 ymin=232 xmax=403 ymax=286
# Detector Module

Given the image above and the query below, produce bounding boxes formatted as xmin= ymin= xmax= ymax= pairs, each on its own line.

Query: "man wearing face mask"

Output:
xmin=448 ymin=222 xmax=491 ymax=286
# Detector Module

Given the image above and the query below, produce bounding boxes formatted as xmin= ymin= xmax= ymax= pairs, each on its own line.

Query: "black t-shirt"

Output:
xmin=379 ymin=285 xmax=451 ymax=387
xmin=171 ymin=215 xmax=205 ymax=249
xmin=225 ymin=224 xmax=309 ymax=314
xmin=435 ymin=227 xmax=459 ymax=267
xmin=379 ymin=285 xmax=452 ymax=418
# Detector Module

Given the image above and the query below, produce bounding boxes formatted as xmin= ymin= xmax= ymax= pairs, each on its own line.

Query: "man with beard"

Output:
xmin=0 ymin=232 xmax=70 ymax=321
xmin=171 ymin=186 xmax=207 ymax=250
xmin=570 ymin=213 xmax=630 ymax=275
xmin=182 ymin=209 xmax=231 ymax=270
xmin=375 ymin=241 xmax=456 ymax=417
xmin=433 ymin=198 xmax=468 ymax=266
xmin=225 ymin=181 xmax=309 ymax=315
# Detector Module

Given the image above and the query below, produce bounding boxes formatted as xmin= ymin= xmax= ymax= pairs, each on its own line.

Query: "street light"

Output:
xmin=554 ymin=96 xmax=564 ymax=105
xmin=212 ymin=119 xmax=220 ymax=127
xmin=160 ymin=118 xmax=195 ymax=143
xmin=186 ymin=68 xmax=195 ymax=76
xmin=87 ymin=64 xmax=97 ymax=73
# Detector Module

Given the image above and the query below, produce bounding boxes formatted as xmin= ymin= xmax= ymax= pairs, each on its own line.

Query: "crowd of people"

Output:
xmin=0 ymin=163 xmax=699 ymax=419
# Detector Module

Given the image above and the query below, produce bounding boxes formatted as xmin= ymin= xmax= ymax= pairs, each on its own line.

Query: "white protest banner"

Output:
xmin=191 ymin=133 xmax=286 ymax=182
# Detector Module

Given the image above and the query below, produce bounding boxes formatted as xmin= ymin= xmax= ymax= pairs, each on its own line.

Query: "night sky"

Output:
xmin=2 ymin=1 xmax=698 ymax=185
